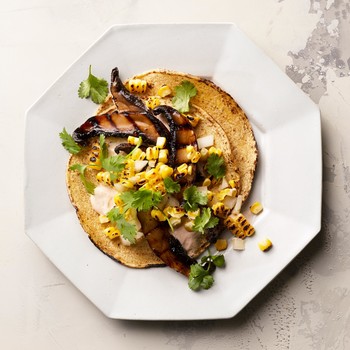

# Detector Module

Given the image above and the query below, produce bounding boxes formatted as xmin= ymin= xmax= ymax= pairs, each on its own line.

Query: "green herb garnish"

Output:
xmin=107 ymin=207 xmax=137 ymax=244
xmin=59 ymin=128 xmax=82 ymax=154
xmin=183 ymin=185 xmax=207 ymax=211
xmin=69 ymin=164 xmax=95 ymax=195
xmin=164 ymin=177 xmax=181 ymax=194
xmin=78 ymin=65 xmax=109 ymax=104
xmin=172 ymin=80 xmax=197 ymax=113
xmin=206 ymin=153 xmax=226 ymax=179
xmin=120 ymin=189 xmax=162 ymax=212
xmin=193 ymin=207 xmax=219 ymax=234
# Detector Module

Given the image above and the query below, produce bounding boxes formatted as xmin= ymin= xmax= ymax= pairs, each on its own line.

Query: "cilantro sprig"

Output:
xmin=120 ymin=189 xmax=162 ymax=212
xmin=188 ymin=251 xmax=225 ymax=291
xmin=172 ymin=80 xmax=197 ymax=113
xmin=206 ymin=153 xmax=226 ymax=179
xmin=59 ymin=128 xmax=82 ymax=154
xmin=193 ymin=207 xmax=219 ymax=234
xmin=183 ymin=185 xmax=208 ymax=211
xmin=107 ymin=207 xmax=137 ymax=244
xmin=69 ymin=163 xmax=95 ymax=195
xmin=78 ymin=65 xmax=109 ymax=104
xmin=164 ymin=177 xmax=181 ymax=194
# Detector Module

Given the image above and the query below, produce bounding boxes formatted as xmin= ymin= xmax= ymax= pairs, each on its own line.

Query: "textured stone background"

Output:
xmin=1 ymin=0 xmax=349 ymax=349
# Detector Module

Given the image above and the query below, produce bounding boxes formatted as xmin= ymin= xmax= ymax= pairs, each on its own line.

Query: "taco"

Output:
xmin=66 ymin=68 xmax=258 ymax=274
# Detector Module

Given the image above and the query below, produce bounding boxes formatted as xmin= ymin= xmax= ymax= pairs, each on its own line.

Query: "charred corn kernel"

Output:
xmin=258 ymin=238 xmax=272 ymax=251
xmin=146 ymin=96 xmax=160 ymax=109
xmin=104 ymin=226 xmax=121 ymax=239
xmin=99 ymin=214 xmax=110 ymax=224
xmin=207 ymin=190 xmax=214 ymax=201
xmin=208 ymin=146 xmax=223 ymax=156
xmin=186 ymin=145 xmax=195 ymax=154
xmin=127 ymin=79 xmax=147 ymax=93
xmin=157 ymin=84 xmax=172 ymax=97
xmin=185 ymin=114 xmax=201 ymax=127
xmin=151 ymin=209 xmax=167 ymax=222
xmin=169 ymin=217 xmax=182 ymax=227
xmin=130 ymin=148 xmax=143 ymax=160
xmin=153 ymin=182 xmax=166 ymax=193
xmin=217 ymin=188 xmax=234 ymax=201
xmin=158 ymin=149 xmax=169 ymax=163
xmin=200 ymin=148 xmax=209 ymax=160
xmin=96 ymin=171 xmax=113 ymax=186
xmin=212 ymin=202 xmax=230 ymax=219
xmin=184 ymin=221 xmax=194 ymax=232
xmin=215 ymin=239 xmax=228 ymax=251
xmin=88 ymin=142 xmax=102 ymax=170
xmin=202 ymin=178 xmax=211 ymax=187
xmin=145 ymin=169 xmax=157 ymax=180
xmin=119 ymin=179 xmax=134 ymax=189
xmin=190 ymin=151 xmax=201 ymax=163
xmin=232 ymin=237 xmax=245 ymax=251
xmin=167 ymin=206 xmax=185 ymax=218
xmin=127 ymin=136 xmax=140 ymax=145
xmin=146 ymin=146 xmax=159 ymax=160
xmin=114 ymin=194 xmax=124 ymax=207
xmin=250 ymin=201 xmax=263 ymax=215
xmin=159 ymin=164 xmax=173 ymax=179
xmin=229 ymin=180 xmax=237 ymax=189
xmin=156 ymin=137 xmax=166 ymax=149
xmin=187 ymin=209 xmax=200 ymax=220
xmin=226 ymin=213 xmax=255 ymax=238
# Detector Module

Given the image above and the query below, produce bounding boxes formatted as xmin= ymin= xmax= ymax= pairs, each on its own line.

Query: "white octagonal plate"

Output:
xmin=25 ymin=23 xmax=321 ymax=320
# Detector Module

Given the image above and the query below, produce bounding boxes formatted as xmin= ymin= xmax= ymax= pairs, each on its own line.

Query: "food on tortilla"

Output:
xmin=65 ymin=67 xmax=258 ymax=276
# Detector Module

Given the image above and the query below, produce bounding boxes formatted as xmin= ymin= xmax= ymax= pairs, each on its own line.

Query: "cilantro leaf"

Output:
xmin=99 ymin=134 xmax=109 ymax=161
xmin=107 ymin=207 xmax=137 ymax=244
xmin=193 ymin=207 xmax=219 ymax=234
xmin=120 ymin=189 xmax=162 ymax=212
xmin=164 ymin=177 xmax=181 ymax=194
xmin=69 ymin=163 xmax=95 ymax=195
xmin=59 ymin=128 xmax=82 ymax=154
xmin=183 ymin=186 xmax=207 ymax=211
xmin=78 ymin=65 xmax=109 ymax=104
xmin=206 ymin=153 xmax=226 ymax=179
xmin=172 ymin=80 xmax=197 ymax=113
xmin=188 ymin=251 xmax=225 ymax=291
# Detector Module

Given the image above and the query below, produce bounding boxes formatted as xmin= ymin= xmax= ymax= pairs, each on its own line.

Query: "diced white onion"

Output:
xmin=166 ymin=196 xmax=180 ymax=207
xmin=134 ymin=160 xmax=148 ymax=172
xmin=223 ymin=195 xmax=237 ymax=209
xmin=196 ymin=186 xmax=208 ymax=195
xmin=232 ymin=237 xmax=245 ymax=250
xmin=218 ymin=177 xmax=229 ymax=190
xmin=232 ymin=195 xmax=243 ymax=214
xmin=197 ymin=135 xmax=214 ymax=149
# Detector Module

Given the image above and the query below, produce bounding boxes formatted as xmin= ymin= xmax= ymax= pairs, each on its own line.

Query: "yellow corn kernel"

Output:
xmin=185 ymin=114 xmax=201 ymax=127
xmin=151 ymin=209 xmax=167 ymax=222
xmin=186 ymin=145 xmax=195 ymax=154
xmin=215 ymin=239 xmax=228 ymax=251
xmin=96 ymin=171 xmax=113 ymax=186
xmin=157 ymin=84 xmax=172 ymax=97
xmin=127 ymin=136 xmax=140 ymax=145
xmin=119 ymin=179 xmax=134 ymax=189
xmin=127 ymin=79 xmax=147 ymax=93
xmin=156 ymin=137 xmax=167 ymax=149
xmin=190 ymin=151 xmax=201 ymax=163
xmin=167 ymin=206 xmax=185 ymax=219
xmin=187 ymin=165 xmax=193 ymax=175
xmin=146 ymin=146 xmax=159 ymax=160
xmin=159 ymin=164 xmax=173 ymax=179
xmin=114 ymin=194 xmax=124 ymax=207
xmin=212 ymin=202 xmax=230 ymax=219
xmin=88 ymin=142 xmax=102 ymax=170
xmin=217 ymin=188 xmax=234 ymax=201
xmin=169 ymin=217 xmax=182 ymax=227
xmin=229 ymin=180 xmax=237 ymax=189
xmin=202 ymin=178 xmax=211 ymax=187
xmin=258 ymin=238 xmax=272 ymax=251
xmin=225 ymin=213 xmax=255 ymax=238
xmin=99 ymin=214 xmax=110 ymax=224
xmin=250 ymin=201 xmax=263 ymax=215
xmin=207 ymin=190 xmax=214 ymax=201
xmin=145 ymin=168 xmax=157 ymax=180
xmin=187 ymin=209 xmax=200 ymax=220
xmin=146 ymin=96 xmax=160 ymax=109
xmin=208 ymin=146 xmax=223 ymax=156
xmin=177 ymin=163 xmax=188 ymax=174
xmin=103 ymin=226 xmax=121 ymax=239
xmin=130 ymin=148 xmax=143 ymax=160
xmin=158 ymin=149 xmax=169 ymax=163
xmin=184 ymin=221 xmax=194 ymax=232
xmin=153 ymin=182 xmax=166 ymax=193
xmin=200 ymin=148 xmax=209 ymax=160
